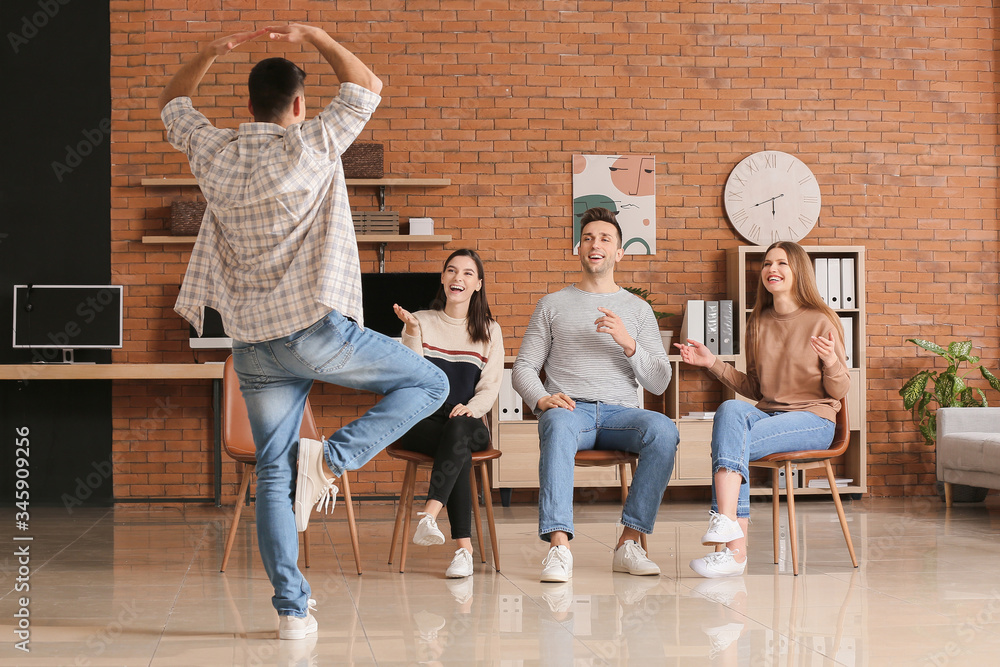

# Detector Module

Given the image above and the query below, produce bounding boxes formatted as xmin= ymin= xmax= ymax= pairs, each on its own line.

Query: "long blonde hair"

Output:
xmin=747 ymin=241 xmax=844 ymax=361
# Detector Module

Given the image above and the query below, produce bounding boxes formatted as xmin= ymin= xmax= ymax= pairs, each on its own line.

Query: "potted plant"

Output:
xmin=900 ymin=339 xmax=1000 ymax=445
xmin=900 ymin=339 xmax=1000 ymax=501
xmin=623 ymin=286 xmax=676 ymax=351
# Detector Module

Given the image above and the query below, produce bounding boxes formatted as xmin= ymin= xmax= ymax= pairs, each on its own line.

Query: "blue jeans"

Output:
xmin=711 ymin=400 xmax=835 ymax=519
xmin=537 ymin=402 xmax=679 ymax=540
xmin=232 ymin=310 xmax=447 ymax=617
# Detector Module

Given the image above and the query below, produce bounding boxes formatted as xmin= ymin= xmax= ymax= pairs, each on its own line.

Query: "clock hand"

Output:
xmin=753 ymin=193 xmax=785 ymax=208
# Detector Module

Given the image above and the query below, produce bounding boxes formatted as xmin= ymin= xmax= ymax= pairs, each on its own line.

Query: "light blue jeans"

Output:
xmin=711 ymin=400 xmax=835 ymax=519
xmin=232 ymin=310 xmax=447 ymax=618
xmin=537 ymin=402 xmax=679 ymax=540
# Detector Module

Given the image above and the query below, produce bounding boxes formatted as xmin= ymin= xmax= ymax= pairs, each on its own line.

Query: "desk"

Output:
xmin=0 ymin=364 xmax=225 ymax=505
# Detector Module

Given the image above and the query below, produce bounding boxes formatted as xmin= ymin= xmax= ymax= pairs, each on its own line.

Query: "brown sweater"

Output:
xmin=708 ymin=307 xmax=850 ymax=423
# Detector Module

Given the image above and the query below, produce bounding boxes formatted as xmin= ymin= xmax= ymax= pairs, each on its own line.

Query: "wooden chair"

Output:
xmin=574 ymin=450 xmax=647 ymax=551
xmin=220 ymin=356 xmax=362 ymax=575
xmin=386 ymin=424 xmax=502 ymax=573
xmin=749 ymin=397 xmax=858 ymax=575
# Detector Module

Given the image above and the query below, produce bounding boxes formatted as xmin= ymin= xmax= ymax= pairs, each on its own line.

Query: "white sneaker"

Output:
xmin=278 ymin=612 xmax=318 ymax=640
xmin=541 ymin=581 xmax=574 ymax=613
xmin=705 ymin=622 xmax=744 ymax=655
xmin=691 ymin=577 xmax=748 ymax=605
xmin=295 ymin=437 xmax=337 ymax=533
xmin=612 ymin=540 xmax=660 ymax=576
xmin=446 ymin=576 xmax=474 ymax=604
xmin=413 ymin=610 xmax=446 ymax=641
xmin=689 ymin=548 xmax=747 ymax=578
xmin=540 ymin=545 xmax=573 ymax=582
xmin=701 ymin=511 xmax=744 ymax=545
xmin=445 ymin=548 xmax=474 ymax=578
xmin=413 ymin=512 xmax=446 ymax=546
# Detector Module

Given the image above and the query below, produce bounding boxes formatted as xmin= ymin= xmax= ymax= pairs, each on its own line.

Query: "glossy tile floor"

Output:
xmin=2 ymin=495 xmax=1000 ymax=666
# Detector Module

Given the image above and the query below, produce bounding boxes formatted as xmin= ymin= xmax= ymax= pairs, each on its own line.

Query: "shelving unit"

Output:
xmin=141 ymin=175 xmax=453 ymax=271
xmin=726 ymin=245 xmax=867 ymax=496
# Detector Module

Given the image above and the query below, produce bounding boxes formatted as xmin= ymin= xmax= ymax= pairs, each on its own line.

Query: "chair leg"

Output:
xmin=784 ymin=462 xmax=799 ymax=576
xmin=341 ymin=474 xmax=363 ymax=575
xmin=944 ymin=481 xmax=953 ymax=508
xmin=825 ymin=461 xmax=859 ymax=568
xmin=771 ymin=468 xmax=780 ymax=565
xmin=619 ymin=462 xmax=629 ymax=504
xmin=398 ymin=462 xmax=419 ymax=573
xmin=388 ymin=461 xmax=416 ymax=566
xmin=221 ymin=463 xmax=253 ymax=572
xmin=470 ymin=466 xmax=486 ymax=564
xmin=302 ymin=526 xmax=311 ymax=568
xmin=479 ymin=462 xmax=500 ymax=571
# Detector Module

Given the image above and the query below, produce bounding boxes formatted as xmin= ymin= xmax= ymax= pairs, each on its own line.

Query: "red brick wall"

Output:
xmin=109 ymin=0 xmax=1000 ymax=502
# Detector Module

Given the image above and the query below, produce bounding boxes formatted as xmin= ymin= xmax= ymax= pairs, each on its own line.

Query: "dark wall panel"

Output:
xmin=0 ymin=1 xmax=112 ymax=504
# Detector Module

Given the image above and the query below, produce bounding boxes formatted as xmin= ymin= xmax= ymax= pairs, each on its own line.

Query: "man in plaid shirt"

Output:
xmin=159 ymin=24 xmax=446 ymax=640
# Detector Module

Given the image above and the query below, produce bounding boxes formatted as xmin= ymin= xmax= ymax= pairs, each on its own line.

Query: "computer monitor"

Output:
xmin=12 ymin=285 xmax=123 ymax=352
xmin=361 ymin=272 xmax=442 ymax=338
xmin=189 ymin=306 xmax=233 ymax=349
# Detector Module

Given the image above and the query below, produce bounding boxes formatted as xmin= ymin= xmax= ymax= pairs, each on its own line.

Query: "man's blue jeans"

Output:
xmin=711 ymin=399 xmax=835 ymax=519
xmin=232 ymin=310 xmax=447 ymax=617
xmin=537 ymin=402 xmax=679 ymax=540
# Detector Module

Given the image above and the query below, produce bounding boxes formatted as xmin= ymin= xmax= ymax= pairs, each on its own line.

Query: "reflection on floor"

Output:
xmin=2 ymin=496 xmax=1000 ymax=665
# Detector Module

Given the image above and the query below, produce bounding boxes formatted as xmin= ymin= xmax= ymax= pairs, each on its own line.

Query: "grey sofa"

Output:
xmin=936 ymin=407 xmax=1000 ymax=506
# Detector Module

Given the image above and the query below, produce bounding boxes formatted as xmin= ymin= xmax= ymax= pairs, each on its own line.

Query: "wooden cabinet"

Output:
xmin=725 ymin=245 xmax=867 ymax=496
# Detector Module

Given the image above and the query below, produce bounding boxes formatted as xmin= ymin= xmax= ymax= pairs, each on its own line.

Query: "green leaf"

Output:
xmin=935 ymin=373 xmax=961 ymax=407
xmin=900 ymin=371 xmax=931 ymax=409
xmin=983 ymin=367 xmax=1000 ymax=393
xmin=908 ymin=338 xmax=948 ymax=357
xmin=948 ymin=340 xmax=973 ymax=361
xmin=919 ymin=420 xmax=936 ymax=446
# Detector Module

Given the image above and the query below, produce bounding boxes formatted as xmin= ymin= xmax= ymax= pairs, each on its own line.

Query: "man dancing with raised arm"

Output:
xmin=512 ymin=207 xmax=679 ymax=583
xmin=159 ymin=25 xmax=446 ymax=639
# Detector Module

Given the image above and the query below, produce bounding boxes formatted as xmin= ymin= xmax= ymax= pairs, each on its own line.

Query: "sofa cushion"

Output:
xmin=939 ymin=432 xmax=1000 ymax=476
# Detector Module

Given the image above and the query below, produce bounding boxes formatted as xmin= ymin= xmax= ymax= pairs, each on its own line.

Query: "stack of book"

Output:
xmin=680 ymin=300 xmax=734 ymax=355
xmin=807 ymin=477 xmax=853 ymax=489
xmin=681 ymin=411 xmax=716 ymax=420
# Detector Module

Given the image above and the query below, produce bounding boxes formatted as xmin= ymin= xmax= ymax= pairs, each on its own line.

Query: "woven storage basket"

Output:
xmin=342 ymin=142 xmax=384 ymax=179
xmin=170 ymin=200 xmax=207 ymax=236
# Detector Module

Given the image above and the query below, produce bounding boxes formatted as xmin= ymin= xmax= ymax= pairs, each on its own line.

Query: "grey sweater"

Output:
xmin=512 ymin=286 xmax=671 ymax=413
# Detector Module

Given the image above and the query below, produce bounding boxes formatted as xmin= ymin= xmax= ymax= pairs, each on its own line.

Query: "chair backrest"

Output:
xmin=827 ymin=396 xmax=851 ymax=457
xmin=222 ymin=356 xmax=321 ymax=461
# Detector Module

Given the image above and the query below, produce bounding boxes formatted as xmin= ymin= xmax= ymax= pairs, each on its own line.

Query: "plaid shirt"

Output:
xmin=162 ymin=83 xmax=381 ymax=342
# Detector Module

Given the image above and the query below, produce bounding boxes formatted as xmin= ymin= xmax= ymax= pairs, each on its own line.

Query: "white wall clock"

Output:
xmin=723 ymin=151 xmax=821 ymax=245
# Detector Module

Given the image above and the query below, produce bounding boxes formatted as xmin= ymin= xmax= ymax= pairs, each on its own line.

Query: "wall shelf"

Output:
xmin=141 ymin=177 xmax=451 ymax=187
xmin=140 ymin=234 xmax=452 ymax=245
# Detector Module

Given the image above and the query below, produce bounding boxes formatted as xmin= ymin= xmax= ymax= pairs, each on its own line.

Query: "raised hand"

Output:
xmin=595 ymin=307 xmax=635 ymax=354
xmin=675 ymin=339 xmax=716 ymax=368
xmin=810 ymin=331 xmax=839 ymax=368
xmin=206 ymin=28 xmax=272 ymax=57
xmin=265 ymin=23 xmax=320 ymax=45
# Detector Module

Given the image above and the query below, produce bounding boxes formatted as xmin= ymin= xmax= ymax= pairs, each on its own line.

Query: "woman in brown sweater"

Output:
xmin=677 ymin=241 xmax=850 ymax=578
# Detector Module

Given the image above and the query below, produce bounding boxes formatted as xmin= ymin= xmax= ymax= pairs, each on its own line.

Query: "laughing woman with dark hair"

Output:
xmin=393 ymin=249 xmax=504 ymax=579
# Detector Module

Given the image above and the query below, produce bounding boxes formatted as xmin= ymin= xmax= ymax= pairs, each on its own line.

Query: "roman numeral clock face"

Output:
xmin=723 ymin=151 xmax=821 ymax=245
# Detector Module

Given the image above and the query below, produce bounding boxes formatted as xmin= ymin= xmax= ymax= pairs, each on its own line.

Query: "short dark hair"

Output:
xmin=579 ymin=207 xmax=623 ymax=248
xmin=248 ymin=58 xmax=306 ymax=122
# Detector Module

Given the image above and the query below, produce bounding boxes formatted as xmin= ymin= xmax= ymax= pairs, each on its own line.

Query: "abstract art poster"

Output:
xmin=572 ymin=154 xmax=656 ymax=255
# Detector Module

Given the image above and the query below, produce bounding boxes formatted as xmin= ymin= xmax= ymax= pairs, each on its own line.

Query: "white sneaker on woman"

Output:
xmin=445 ymin=548 xmax=474 ymax=578
xmin=413 ymin=512 xmax=446 ymax=546
xmin=701 ymin=511 xmax=743 ymax=545
xmin=295 ymin=438 xmax=337 ymax=533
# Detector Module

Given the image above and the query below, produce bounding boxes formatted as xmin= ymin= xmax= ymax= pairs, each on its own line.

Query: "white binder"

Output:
xmin=720 ymin=300 xmax=734 ymax=355
xmin=841 ymin=257 xmax=856 ymax=309
xmin=680 ymin=300 xmax=705 ymax=346
xmin=814 ymin=258 xmax=829 ymax=306
xmin=705 ymin=301 xmax=720 ymax=354
xmin=827 ymin=258 xmax=841 ymax=309
xmin=840 ymin=316 xmax=854 ymax=368
xmin=499 ymin=368 xmax=524 ymax=421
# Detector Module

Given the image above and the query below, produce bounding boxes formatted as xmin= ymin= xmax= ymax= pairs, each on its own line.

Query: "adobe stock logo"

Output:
xmin=51 ymin=118 xmax=111 ymax=183
xmin=6 ymin=0 xmax=73 ymax=54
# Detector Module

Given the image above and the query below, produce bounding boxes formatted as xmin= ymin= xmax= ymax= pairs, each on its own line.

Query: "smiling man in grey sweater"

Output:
xmin=512 ymin=207 xmax=679 ymax=583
